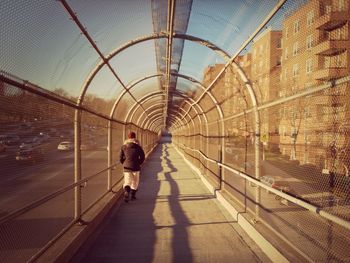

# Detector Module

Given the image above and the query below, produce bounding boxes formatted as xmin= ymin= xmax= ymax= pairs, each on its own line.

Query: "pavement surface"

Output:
xmin=70 ymin=142 xmax=271 ymax=263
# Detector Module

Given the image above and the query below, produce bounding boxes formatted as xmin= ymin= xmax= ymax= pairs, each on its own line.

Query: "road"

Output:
xmin=0 ymin=138 xmax=123 ymax=216
xmin=0 ymin=137 xmax=125 ymax=263
xmin=223 ymin=145 xmax=350 ymax=262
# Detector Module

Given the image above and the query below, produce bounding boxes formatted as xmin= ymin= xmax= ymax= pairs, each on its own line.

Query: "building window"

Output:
xmin=306 ymin=35 xmax=313 ymax=50
xmin=331 ymin=26 xmax=347 ymax=40
xmin=307 ymin=10 xmax=314 ymax=27
xmin=291 ymin=85 xmax=298 ymax=93
xmin=284 ymin=68 xmax=288 ymax=80
xmin=259 ymin=60 xmax=263 ymax=70
xmin=304 ymin=82 xmax=313 ymax=89
xmin=284 ymin=47 xmax=288 ymax=60
xmin=282 ymin=126 xmax=286 ymax=137
xmin=294 ymin=20 xmax=300 ymax=34
xmin=324 ymin=56 xmax=331 ymax=68
xmin=306 ymin=59 xmax=313 ymax=74
xmin=260 ymin=45 xmax=264 ymax=55
xmin=277 ymin=56 xmax=282 ymax=66
xmin=293 ymin=42 xmax=299 ymax=56
xmin=305 ymin=105 xmax=312 ymax=118
xmin=338 ymin=0 xmax=345 ymax=11
xmin=285 ymin=26 xmax=289 ymax=39
xmin=292 ymin=63 xmax=299 ymax=77
xmin=284 ymin=47 xmax=289 ymax=59
xmin=335 ymin=53 xmax=346 ymax=67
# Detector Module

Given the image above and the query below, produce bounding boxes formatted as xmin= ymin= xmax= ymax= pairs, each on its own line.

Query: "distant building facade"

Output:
xmin=201 ymin=0 xmax=350 ymax=175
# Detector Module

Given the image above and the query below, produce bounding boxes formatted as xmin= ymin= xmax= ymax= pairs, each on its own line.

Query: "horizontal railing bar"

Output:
xmin=0 ymin=164 xmax=118 ymax=225
xmin=26 ymin=143 xmax=158 ymax=261
xmin=0 ymin=70 xmax=154 ymax=133
xmin=176 ymin=143 xmax=350 ymax=231
xmin=0 ymin=70 xmax=126 ymax=125
xmin=216 ymin=74 xmax=350 ymax=125
xmin=27 ymin=178 xmax=124 ymax=263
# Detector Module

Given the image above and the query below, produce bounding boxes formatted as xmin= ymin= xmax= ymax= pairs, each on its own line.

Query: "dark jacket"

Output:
xmin=119 ymin=139 xmax=145 ymax=172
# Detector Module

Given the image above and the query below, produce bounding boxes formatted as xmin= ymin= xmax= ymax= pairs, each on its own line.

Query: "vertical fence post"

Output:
xmin=74 ymin=109 xmax=82 ymax=222
xmin=107 ymin=120 xmax=112 ymax=191
xmin=255 ymin=116 xmax=261 ymax=220
xmin=218 ymin=146 xmax=223 ymax=190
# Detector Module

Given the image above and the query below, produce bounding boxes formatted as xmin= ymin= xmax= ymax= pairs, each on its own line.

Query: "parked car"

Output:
xmin=57 ymin=141 xmax=74 ymax=151
xmin=0 ymin=134 xmax=20 ymax=145
xmin=15 ymin=148 xmax=43 ymax=164
xmin=19 ymin=137 xmax=41 ymax=149
xmin=38 ymin=132 xmax=50 ymax=142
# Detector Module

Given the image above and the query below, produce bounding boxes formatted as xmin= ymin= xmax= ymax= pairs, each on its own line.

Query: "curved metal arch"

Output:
xmin=141 ymin=106 xmax=193 ymax=131
xmin=126 ymin=89 xmax=206 ymax=127
xmin=162 ymin=115 xmax=183 ymax=130
xmin=146 ymin=112 xmax=183 ymax=132
xmin=149 ymin=119 xmax=171 ymax=132
xmin=80 ymin=32 xmax=231 ymax=101
xmin=134 ymin=95 xmax=200 ymax=133
xmin=172 ymin=72 xmax=224 ymax=121
xmin=148 ymin=113 xmax=185 ymax=132
xmin=137 ymin=102 xmax=185 ymax=130
xmin=135 ymin=98 xmax=201 ymax=129
xmin=79 ymin=33 xmax=234 ymax=126
xmin=137 ymin=102 xmax=181 ymax=129
xmin=113 ymin=73 xmax=210 ymax=125
xmin=149 ymin=117 xmax=180 ymax=132
xmin=110 ymin=74 xmax=163 ymax=119
xmin=128 ymin=89 xmax=205 ymax=129
xmin=141 ymin=100 xmax=202 ymax=134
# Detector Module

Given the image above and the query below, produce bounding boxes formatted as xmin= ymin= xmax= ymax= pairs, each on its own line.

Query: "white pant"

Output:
xmin=123 ymin=171 xmax=140 ymax=190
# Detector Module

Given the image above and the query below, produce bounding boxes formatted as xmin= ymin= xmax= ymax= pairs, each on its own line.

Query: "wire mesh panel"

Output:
xmin=173 ymin=0 xmax=350 ymax=261
xmin=0 ymin=1 xmax=100 ymax=99
xmin=81 ymin=112 xmax=108 ymax=179
xmin=111 ymin=122 xmax=125 ymax=186
xmin=0 ymin=81 xmax=75 ymax=212
xmin=1 ymin=0 xmax=350 ymax=261
xmin=0 ymin=188 xmax=74 ymax=263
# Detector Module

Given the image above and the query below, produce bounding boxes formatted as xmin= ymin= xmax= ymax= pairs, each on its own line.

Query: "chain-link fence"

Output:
xmin=1 ymin=0 xmax=350 ymax=262
xmin=173 ymin=0 xmax=350 ymax=262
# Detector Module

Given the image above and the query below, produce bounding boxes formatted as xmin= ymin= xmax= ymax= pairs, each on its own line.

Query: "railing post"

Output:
xmin=255 ymin=131 xmax=261 ymax=219
xmin=218 ymin=147 xmax=223 ymax=190
xmin=74 ymin=109 xmax=82 ymax=222
xmin=107 ymin=120 xmax=112 ymax=191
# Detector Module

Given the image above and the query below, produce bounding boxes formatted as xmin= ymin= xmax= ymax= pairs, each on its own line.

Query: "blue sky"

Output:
xmin=1 ymin=0 xmax=289 ymax=102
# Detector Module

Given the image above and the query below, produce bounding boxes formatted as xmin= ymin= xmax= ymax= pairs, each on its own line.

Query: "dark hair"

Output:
xmin=128 ymin=131 xmax=136 ymax=139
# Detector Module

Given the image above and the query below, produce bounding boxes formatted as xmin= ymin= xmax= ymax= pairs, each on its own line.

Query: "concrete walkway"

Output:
xmin=70 ymin=142 xmax=270 ymax=263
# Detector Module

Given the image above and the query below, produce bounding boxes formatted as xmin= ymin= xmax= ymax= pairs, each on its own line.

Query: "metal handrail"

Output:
xmin=211 ymin=74 xmax=350 ymax=125
xmin=27 ymin=177 xmax=124 ymax=263
xmin=175 ymin=143 xmax=350 ymax=231
xmin=0 ymin=164 xmax=118 ymax=226
xmin=26 ymin=142 xmax=158 ymax=262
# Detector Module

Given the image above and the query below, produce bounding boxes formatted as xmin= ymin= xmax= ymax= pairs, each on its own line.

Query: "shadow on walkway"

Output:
xmin=70 ymin=143 xmax=269 ymax=263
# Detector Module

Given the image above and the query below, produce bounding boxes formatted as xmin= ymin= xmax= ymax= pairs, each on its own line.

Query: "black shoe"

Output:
xmin=124 ymin=186 xmax=131 ymax=203
xmin=131 ymin=189 xmax=137 ymax=201
xmin=124 ymin=191 xmax=129 ymax=202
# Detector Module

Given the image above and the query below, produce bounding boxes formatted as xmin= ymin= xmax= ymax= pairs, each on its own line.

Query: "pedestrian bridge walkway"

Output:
xmin=1 ymin=1 xmax=350 ymax=262
xmin=70 ymin=142 xmax=271 ymax=263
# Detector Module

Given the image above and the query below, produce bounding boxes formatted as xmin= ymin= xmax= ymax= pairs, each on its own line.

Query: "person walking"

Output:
xmin=119 ymin=131 xmax=145 ymax=202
